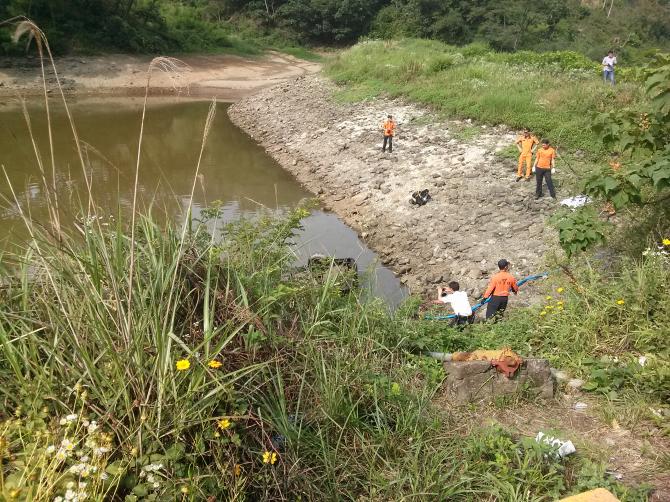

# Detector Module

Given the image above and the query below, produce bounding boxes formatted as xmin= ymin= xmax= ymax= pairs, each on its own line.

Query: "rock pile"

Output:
xmin=229 ymin=75 xmax=560 ymax=298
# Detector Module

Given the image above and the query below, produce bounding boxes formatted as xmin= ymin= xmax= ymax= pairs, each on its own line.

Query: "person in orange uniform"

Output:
xmin=483 ymin=259 xmax=519 ymax=320
xmin=533 ymin=139 xmax=557 ymax=199
xmin=381 ymin=115 xmax=396 ymax=153
xmin=515 ymin=128 xmax=539 ymax=182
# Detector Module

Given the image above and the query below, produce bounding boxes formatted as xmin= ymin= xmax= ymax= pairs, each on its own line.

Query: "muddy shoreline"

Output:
xmin=0 ymin=52 xmax=320 ymax=100
xmin=230 ymin=75 xmax=560 ymax=298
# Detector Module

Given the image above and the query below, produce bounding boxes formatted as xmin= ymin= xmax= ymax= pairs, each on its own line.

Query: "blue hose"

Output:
xmin=423 ymin=272 xmax=548 ymax=321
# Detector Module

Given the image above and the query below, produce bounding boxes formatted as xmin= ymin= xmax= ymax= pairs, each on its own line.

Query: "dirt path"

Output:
xmin=0 ymin=52 xmax=320 ymax=100
xmin=230 ymin=75 xmax=560 ymax=298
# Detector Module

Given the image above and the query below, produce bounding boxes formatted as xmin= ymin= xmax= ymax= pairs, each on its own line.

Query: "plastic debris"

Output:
xmin=606 ymin=470 xmax=624 ymax=480
xmin=560 ymin=195 xmax=590 ymax=209
xmin=574 ymin=402 xmax=588 ymax=411
xmin=535 ymin=431 xmax=577 ymax=458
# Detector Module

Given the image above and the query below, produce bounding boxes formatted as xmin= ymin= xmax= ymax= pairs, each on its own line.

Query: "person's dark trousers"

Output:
xmin=382 ymin=135 xmax=393 ymax=152
xmin=451 ymin=315 xmax=474 ymax=330
xmin=535 ymin=167 xmax=556 ymax=198
xmin=485 ymin=295 xmax=508 ymax=320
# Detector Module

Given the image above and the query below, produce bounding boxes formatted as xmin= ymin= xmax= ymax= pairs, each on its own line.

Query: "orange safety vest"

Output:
xmin=484 ymin=271 xmax=519 ymax=298
xmin=382 ymin=120 xmax=396 ymax=137
xmin=536 ymin=147 xmax=556 ymax=169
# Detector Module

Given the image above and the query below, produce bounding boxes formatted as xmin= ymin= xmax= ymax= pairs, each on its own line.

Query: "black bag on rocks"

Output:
xmin=409 ymin=189 xmax=431 ymax=206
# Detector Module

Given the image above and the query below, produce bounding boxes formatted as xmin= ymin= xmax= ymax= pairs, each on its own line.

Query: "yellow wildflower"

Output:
xmin=217 ymin=418 xmax=231 ymax=430
xmin=557 ymin=306 xmax=564 ymax=311
xmin=214 ymin=431 xmax=220 ymax=438
xmin=616 ymin=299 xmax=625 ymax=305
xmin=662 ymin=238 xmax=670 ymax=246
xmin=180 ymin=486 xmax=189 ymax=494
xmin=8 ymin=489 xmax=20 ymax=499
xmin=540 ymin=311 xmax=547 ymax=317
xmin=175 ymin=359 xmax=190 ymax=371
xmin=557 ymin=287 xmax=564 ymax=293
xmin=234 ymin=464 xmax=242 ymax=476
xmin=208 ymin=360 xmax=222 ymax=369
xmin=557 ymin=301 xmax=564 ymax=306
xmin=546 ymin=305 xmax=554 ymax=310
xmin=262 ymin=451 xmax=278 ymax=465
xmin=545 ymin=296 xmax=552 ymax=300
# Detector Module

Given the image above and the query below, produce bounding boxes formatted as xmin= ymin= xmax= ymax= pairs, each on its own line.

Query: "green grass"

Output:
xmin=1 ymin=209 xmax=661 ymax=500
xmin=326 ymin=39 xmax=646 ymax=157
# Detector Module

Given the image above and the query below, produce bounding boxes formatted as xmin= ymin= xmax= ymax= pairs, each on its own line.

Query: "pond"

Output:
xmin=0 ymin=98 xmax=406 ymax=306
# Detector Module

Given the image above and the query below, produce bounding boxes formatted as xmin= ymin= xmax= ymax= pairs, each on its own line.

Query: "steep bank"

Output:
xmin=0 ymin=52 xmax=320 ymax=99
xmin=229 ymin=75 xmax=562 ymax=298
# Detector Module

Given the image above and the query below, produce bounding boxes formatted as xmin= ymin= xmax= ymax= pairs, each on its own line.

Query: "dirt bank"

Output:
xmin=230 ymin=75 xmax=562 ymax=298
xmin=0 ymin=52 xmax=320 ymax=100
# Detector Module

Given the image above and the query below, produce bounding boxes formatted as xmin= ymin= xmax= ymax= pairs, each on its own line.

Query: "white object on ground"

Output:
xmin=560 ymin=195 xmax=591 ymax=208
xmin=535 ymin=431 xmax=577 ymax=458
xmin=638 ymin=356 xmax=647 ymax=366
xmin=567 ymin=378 xmax=585 ymax=390
xmin=574 ymin=402 xmax=588 ymax=411
xmin=551 ymin=368 xmax=569 ymax=382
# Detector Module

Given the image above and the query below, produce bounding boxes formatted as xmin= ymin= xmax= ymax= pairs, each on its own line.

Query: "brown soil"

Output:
xmin=0 ymin=52 xmax=320 ymax=100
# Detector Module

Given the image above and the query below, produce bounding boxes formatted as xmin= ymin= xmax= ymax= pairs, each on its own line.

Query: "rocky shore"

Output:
xmin=229 ymin=75 xmax=561 ymax=298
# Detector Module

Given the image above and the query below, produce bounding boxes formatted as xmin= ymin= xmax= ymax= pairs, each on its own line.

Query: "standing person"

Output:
xmin=533 ymin=139 xmax=557 ymax=200
xmin=515 ymin=128 xmax=539 ymax=182
xmin=483 ymin=259 xmax=519 ymax=321
xmin=602 ymin=50 xmax=617 ymax=85
xmin=434 ymin=281 xmax=473 ymax=328
xmin=381 ymin=115 xmax=396 ymax=153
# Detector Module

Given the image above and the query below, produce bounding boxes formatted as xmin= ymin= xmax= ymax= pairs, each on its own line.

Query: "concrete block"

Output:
xmin=443 ymin=358 xmax=554 ymax=404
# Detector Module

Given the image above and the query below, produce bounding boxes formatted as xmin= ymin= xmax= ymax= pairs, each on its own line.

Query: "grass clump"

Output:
xmin=1 ymin=208 xmax=658 ymax=500
xmin=326 ymin=39 xmax=646 ymax=156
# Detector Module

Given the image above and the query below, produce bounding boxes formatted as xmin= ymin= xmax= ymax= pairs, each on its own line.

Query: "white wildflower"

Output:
xmin=65 ymin=414 xmax=78 ymax=422
xmin=46 ymin=445 xmax=56 ymax=454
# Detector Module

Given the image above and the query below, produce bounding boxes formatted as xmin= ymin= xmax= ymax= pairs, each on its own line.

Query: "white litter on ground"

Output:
xmin=560 ymin=195 xmax=591 ymax=208
xmin=535 ymin=431 xmax=577 ymax=458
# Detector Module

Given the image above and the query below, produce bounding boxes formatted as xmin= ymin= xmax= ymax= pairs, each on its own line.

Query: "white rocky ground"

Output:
xmin=230 ymin=75 xmax=562 ymax=299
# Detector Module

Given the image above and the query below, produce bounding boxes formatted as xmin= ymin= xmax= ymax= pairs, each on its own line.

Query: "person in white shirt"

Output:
xmin=602 ymin=50 xmax=617 ymax=86
xmin=434 ymin=281 xmax=474 ymax=328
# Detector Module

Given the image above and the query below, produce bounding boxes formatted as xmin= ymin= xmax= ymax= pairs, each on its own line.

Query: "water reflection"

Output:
xmin=0 ymin=98 xmax=406 ymax=305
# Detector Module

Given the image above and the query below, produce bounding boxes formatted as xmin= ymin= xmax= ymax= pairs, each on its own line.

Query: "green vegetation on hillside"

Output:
xmin=1 ymin=1 xmax=669 ymax=59
xmin=326 ymin=39 xmax=645 ymax=156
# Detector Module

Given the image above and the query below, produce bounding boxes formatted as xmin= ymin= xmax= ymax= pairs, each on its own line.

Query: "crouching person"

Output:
xmin=435 ymin=281 xmax=474 ymax=328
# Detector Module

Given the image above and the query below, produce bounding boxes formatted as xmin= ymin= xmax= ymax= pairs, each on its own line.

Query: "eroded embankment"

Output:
xmin=229 ymin=75 xmax=560 ymax=298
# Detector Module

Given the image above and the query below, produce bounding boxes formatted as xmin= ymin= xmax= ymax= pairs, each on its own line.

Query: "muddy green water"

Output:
xmin=0 ymin=99 xmax=406 ymax=305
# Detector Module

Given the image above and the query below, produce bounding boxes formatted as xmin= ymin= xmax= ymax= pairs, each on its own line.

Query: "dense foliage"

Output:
xmin=558 ymin=53 xmax=670 ymax=255
xmin=1 ymin=0 xmax=669 ymax=58
xmin=1 ymin=207 xmax=663 ymax=500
